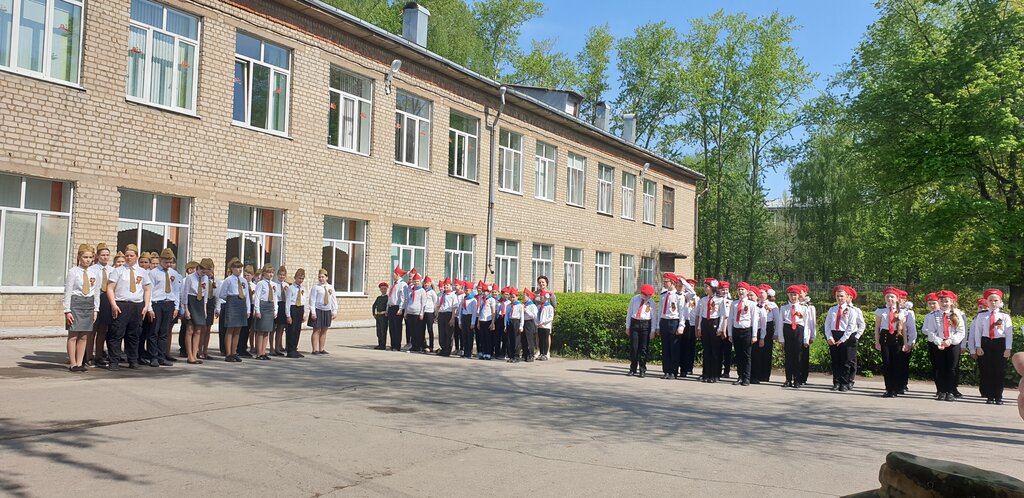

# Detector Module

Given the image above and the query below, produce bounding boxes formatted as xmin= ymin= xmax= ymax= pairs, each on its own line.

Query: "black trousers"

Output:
xmin=538 ymin=328 xmax=551 ymax=356
xmin=979 ymin=337 xmax=1007 ymax=399
xmin=522 ymin=319 xmax=537 ymax=360
xmin=386 ymin=305 xmax=402 ymax=350
xmin=507 ymin=318 xmax=521 ymax=359
xmin=453 ymin=315 xmax=461 ymax=350
xmin=178 ymin=306 xmax=188 ymax=354
xmin=437 ymin=312 xmax=453 ymax=355
xmin=460 ymin=314 xmax=475 ymax=357
xmin=678 ymin=323 xmax=697 ymax=375
xmin=720 ymin=335 xmax=733 ymax=376
xmin=424 ymin=312 xmax=435 ymax=350
xmin=752 ymin=322 xmax=775 ymax=381
xmin=699 ymin=319 xmax=721 ymax=380
xmin=287 ymin=306 xmax=304 ymax=353
xmin=477 ymin=320 xmax=492 ymax=356
xmin=659 ymin=318 xmax=681 ymax=374
xmin=828 ymin=330 xmax=847 ymax=386
xmin=375 ymin=317 xmax=388 ymax=348
xmin=150 ymin=300 xmax=176 ymax=361
xmin=929 ymin=342 xmax=960 ymax=394
xmin=783 ymin=325 xmax=805 ymax=383
xmin=879 ymin=331 xmax=903 ymax=393
xmin=494 ymin=317 xmax=506 ymax=357
xmin=406 ymin=314 xmax=424 ymax=351
xmin=844 ymin=335 xmax=859 ymax=385
xmin=629 ymin=320 xmax=651 ymax=374
xmin=798 ymin=333 xmax=812 ymax=383
xmin=140 ymin=313 xmax=153 ymax=360
xmin=108 ymin=301 xmax=143 ymax=364
xmin=732 ymin=327 xmax=753 ymax=382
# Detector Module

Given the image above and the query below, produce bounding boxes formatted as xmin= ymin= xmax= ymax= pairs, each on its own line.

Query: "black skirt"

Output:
xmin=205 ymin=297 xmax=217 ymax=326
xmin=275 ymin=301 xmax=288 ymax=326
xmin=187 ymin=295 xmax=207 ymax=326
xmin=96 ymin=293 xmax=113 ymax=327
xmin=311 ymin=308 xmax=332 ymax=328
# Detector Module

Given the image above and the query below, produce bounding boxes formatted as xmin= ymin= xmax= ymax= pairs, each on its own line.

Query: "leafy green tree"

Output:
xmin=473 ymin=0 xmax=545 ymax=79
xmin=508 ymin=38 xmax=579 ymax=88
xmin=613 ymin=22 xmax=686 ymax=149
xmin=575 ymin=24 xmax=614 ymax=124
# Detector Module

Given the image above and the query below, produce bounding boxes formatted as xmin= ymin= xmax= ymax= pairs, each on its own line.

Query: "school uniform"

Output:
xmin=798 ymin=298 xmax=817 ymax=384
xmin=494 ymin=298 xmax=509 ymax=358
xmin=845 ymin=305 xmax=866 ymax=386
xmin=452 ymin=291 xmax=464 ymax=352
xmin=719 ymin=296 xmax=734 ymax=377
xmin=507 ymin=299 xmax=523 ymax=361
xmin=752 ymin=301 xmax=779 ymax=382
xmin=424 ymin=288 xmax=438 ymax=351
xmin=656 ymin=289 xmax=682 ymax=378
xmin=824 ymin=303 xmax=855 ymax=389
xmin=285 ymin=282 xmax=307 ymax=357
xmin=275 ymin=279 xmax=289 ymax=328
xmin=923 ymin=309 xmax=967 ymax=400
xmin=521 ymin=300 xmax=538 ymax=361
xmin=536 ymin=300 xmax=554 ymax=359
xmin=308 ymin=283 xmax=338 ymax=329
xmin=253 ymin=279 xmax=278 ymax=333
xmin=217 ymin=274 xmax=251 ymax=329
xmin=147 ymin=265 xmax=182 ymax=365
xmin=64 ymin=265 xmax=101 ymax=332
xmin=727 ymin=297 xmax=759 ymax=384
xmin=876 ymin=306 xmax=909 ymax=396
xmin=435 ymin=290 xmax=456 ymax=355
xmin=626 ymin=294 xmax=657 ymax=376
xmin=898 ymin=309 xmax=918 ymax=392
xmin=372 ymin=294 xmax=389 ymax=350
xmin=459 ymin=294 xmax=479 ymax=357
xmin=386 ymin=278 xmax=408 ymax=351
xmin=775 ymin=302 xmax=814 ymax=387
xmin=402 ymin=285 xmax=427 ymax=352
xmin=475 ymin=295 xmax=496 ymax=359
xmin=695 ymin=295 xmax=725 ymax=382
xmin=90 ymin=262 xmax=114 ymax=328
xmin=678 ymin=295 xmax=699 ymax=376
xmin=106 ymin=263 xmax=152 ymax=367
xmin=972 ymin=308 xmax=1014 ymax=402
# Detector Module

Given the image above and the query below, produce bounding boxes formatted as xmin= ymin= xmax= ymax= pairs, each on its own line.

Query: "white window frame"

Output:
xmin=394 ymin=91 xmax=432 ymax=170
xmin=447 ymin=112 xmax=479 ymax=181
xmin=595 ymin=251 xmax=610 ymax=293
xmin=322 ymin=217 xmax=367 ymax=296
xmin=640 ymin=256 xmax=656 ymax=287
xmin=327 ymin=66 xmax=373 ymax=156
xmin=563 ymin=247 xmax=582 ymax=293
xmin=0 ymin=174 xmax=73 ymax=292
xmin=566 ymin=152 xmax=585 ymax=207
xmin=494 ymin=239 xmax=519 ymax=289
xmin=619 ymin=254 xmax=635 ymax=294
xmin=444 ymin=232 xmax=474 ymax=281
xmin=662 ymin=186 xmax=675 ymax=229
xmin=597 ymin=164 xmax=613 ymax=214
xmin=0 ymin=0 xmax=85 ymax=87
xmin=621 ymin=171 xmax=635 ymax=220
xmin=117 ymin=189 xmax=192 ymax=274
xmin=531 ymin=243 xmax=552 ymax=287
xmin=498 ymin=129 xmax=523 ymax=194
xmin=232 ymin=32 xmax=291 ymax=137
xmin=391 ymin=225 xmax=427 ymax=274
xmin=126 ymin=0 xmax=201 ymax=115
xmin=225 ymin=204 xmax=285 ymax=270
xmin=642 ymin=179 xmax=656 ymax=225
xmin=535 ymin=141 xmax=557 ymax=202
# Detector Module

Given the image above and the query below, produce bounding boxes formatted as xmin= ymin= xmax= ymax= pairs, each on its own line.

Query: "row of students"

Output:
xmin=376 ymin=267 xmax=557 ymax=362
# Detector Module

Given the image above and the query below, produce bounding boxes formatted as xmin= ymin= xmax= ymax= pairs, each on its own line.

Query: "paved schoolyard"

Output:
xmin=1 ymin=328 xmax=1022 ymax=497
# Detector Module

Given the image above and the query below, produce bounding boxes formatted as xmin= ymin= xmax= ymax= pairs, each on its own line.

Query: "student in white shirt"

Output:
xmin=64 ymin=244 xmax=100 ymax=372
xmin=434 ymin=279 xmax=456 ymax=356
xmin=695 ymin=278 xmax=725 ymax=383
xmin=825 ymin=285 xmax=854 ymax=391
xmin=506 ymin=288 xmax=524 ymax=363
xmin=386 ymin=266 xmax=409 ymax=352
xmin=252 ymin=265 xmax=279 ymax=360
xmin=776 ymin=285 xmax=814 ymax=388
xmin=423 ymin=277 xmax=438 ymax=352
xmin=726 ymin=282 xmax=759 ymax=386
xmin=284 ymin=269 xmax=307 ymax=358
xmin=923 ymin=290 xmax=967 ymax=401
xmin=626 ymin=284 xmax=657 ymax=377
xmin=678 ymin=278 xmax=700 ymax=377
xmin=974 ymin=288 xmax=1014 ymax=405
xmin=459 ymin=282 xmax=479 ymax=358
xmin=105 ymin=244 xmax=152 ymax=370
xmin=875 ymin=287 xmax=909 ymax=398
xmin=88 ymin=242 xmax=114 ymax=367
xmin=752 ymin=285 xmax=780 ymax=383
xmin=521 ymin=289 xmax=538 ymax=362
xmin=536 ymin=292 xmax=555 ymax=361
xmin=147 ymin=248 xmax=181 ymax=367
xmin=272 ymin=266 xmax=289 ymax=357
xmin=655 ymin=273 xmax=682 ymax=379
xmin=308 ymin=269 xmax=338 ymax=355
xmin=474 ymin=284 xmax=496 ymax=360
xmin=216 ymin=260 xmax=251 ymax=363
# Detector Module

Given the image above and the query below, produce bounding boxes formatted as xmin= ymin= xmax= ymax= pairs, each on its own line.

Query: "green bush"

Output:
xmin=551 ymin=293 xmax=1023 ymax=386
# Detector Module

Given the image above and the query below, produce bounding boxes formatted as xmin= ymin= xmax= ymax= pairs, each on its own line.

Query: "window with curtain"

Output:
xmin=233 ymin=31 xmax=290 ymax=135
xmin=0 ymin=173 xmax=72 ymax=289
xmin=642 ymin=179 xmax=656 ymax=225
xmin=621 ymin=171 xmax=635 ymax=220
xmin=391 ymin=225 xmax=426 ymax=275
xmin=117 ymin=189 xmax=192 ymax=273
xmin=662 ymin=186 xmax=675 ymax=229
xmin=495 ymin=239 xmax=519 ymax=289
xmin=444 ymin=232 xmax=474 ymax=281
xmin=640 ymin=256 xmax=655 ymax=287
xmin=322 ymin=217 xmax=366 ymax=294
xmin=327 ymin=66 xmax=372 ymax=155
xmin=563 ymin=247 xmax=582 ymax=292
xmin=597 ymin=164 xmax=613 ymax=214
xmin=0 ymin=0 xmax=84 ymax=85
xmin=566 ymin=152 xmax=585 ymax=207
xmin=447 ymin=112 xmax=478 ymax=181
xmin=126 ymin=0 xmax=200 ymax=113
xmin=535 ymin=141 xmax=556 ymax=201
xmin=531 ymin=243 xmax=552 ymax=288
xmin=595 ymin=251 xmax=610 ymax=293
xmin=225 ymin=204 xmax=284 ymax=271
xmin=498 ymin=129 xmax=523 ymax=194
xmin=619 ymin=254 xmax=635 ymax=294
xmin=394 ymin=91 xmax=431 ymax=169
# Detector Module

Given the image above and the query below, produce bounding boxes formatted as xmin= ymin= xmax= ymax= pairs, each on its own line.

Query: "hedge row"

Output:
xmin=550 ymin=293 xmax=1024 ymax=387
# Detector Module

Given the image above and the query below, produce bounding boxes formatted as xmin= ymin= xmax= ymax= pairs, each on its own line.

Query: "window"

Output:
xmin=563 ymin=248 xmax=582 ymax=292
xmin=597 ymin=164 xmax=613 ymax=214
xmin=662 ymin=186 xmax=675 ymax=229
xmin=233 ymin=32 xmax=290 ymax=135
xmin=0 ymin=0 xmax=83 ymax=85
xmin=225 ymin=204 xmax=284 ymax=270
xmin=127 ymin=0 xmax=200 ymax=113
xmin=566 ymin=153 xmax=585 ymax=207
xmin=391 ymin=225 xmax=426 ymax=273
xmin=444 ymin=232 xmax=474 ymax=281
xmin=0 ymin=173 xmax=71 ymax=289
xmin=531 ymin=243 xmax=552 ymax=288
xmin=328 ymin=66 xmax=372 ymax=155
xmin=621 ymin=172 xmax=635 ymax=220
xmin=117 ymin=189 xmax=191 ymax=273
xmin=322 ymin=217 xmax=366 ymax=294
xmin=495 ymin=239 xmax=519 ymax=289
xmin=640 ymin=256 xmax=656 ymax=287
xmin=535 ymin=141 xmax=556 ymax=201
xmin=499 ymin=129 xmax=523 ymax=193
xmin=595 ymin=251 xmax=610 ymax=293
xmin=447 ymin=112 xmax=478 ymax=181
xmin=642 ymin=179 xmax=656 ymax=224
xmin=619 ymin=254 xmax=635 ymax=294
xmin=394 ymin=91 xmax=431 ymax=169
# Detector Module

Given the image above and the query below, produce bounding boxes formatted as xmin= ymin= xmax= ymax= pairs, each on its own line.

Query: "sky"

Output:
xmin=515 ymin=0 xmax=880 ymax=199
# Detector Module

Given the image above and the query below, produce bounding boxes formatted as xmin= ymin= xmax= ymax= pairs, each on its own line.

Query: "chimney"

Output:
xmin=622 ymin=113 xmax=636 ymax=143
xmin=402 ymin=2 xmax=430 ymax=48
xmin=595 ymin=101 xmax=609 ymax=131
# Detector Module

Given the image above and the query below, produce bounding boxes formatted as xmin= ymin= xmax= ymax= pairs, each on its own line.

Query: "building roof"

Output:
xmin=506 ymin=84 xmax=586 ymax=102
xmin=289 ymin=0 xmax=705 ymax=183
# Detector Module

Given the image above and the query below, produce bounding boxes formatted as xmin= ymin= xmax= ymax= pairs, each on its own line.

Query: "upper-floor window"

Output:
xmin=535 ymin=141 xmax=556 ymax=201
xmin=328 ymin=66 xmax=372 ymax=155
xmin=233 ymin=32 xmax=290 ymax=135
xmin=597 ymin=164 xmax=613 ymax=214
xmin=621 ymin=171 xmax=635 ymax=220
xmin=498 ymin=129 xmax=523 ymax=194
xmin=642 ymin=179 xmax=656 ymax=225
xmin=127 ymin=0 xmax=200 ymax=113
xmin=448 ymin=112 xmax=478 ymax=181
xmin=0 ymin=0 xmax=84 ymax=85
xmin=662 ymin=186 xmax=675 ymax=229
xmin=394 ymin=91 xmax=431 ymax=169
xmin=566 ymin=152 xmax=585 ymax=207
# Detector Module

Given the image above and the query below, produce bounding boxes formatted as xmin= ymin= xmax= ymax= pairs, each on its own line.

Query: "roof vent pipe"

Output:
xmin=622 ymin=113 xmax=637 ymax=143
xmin=402 ymin=2 xmax=430 ymax=48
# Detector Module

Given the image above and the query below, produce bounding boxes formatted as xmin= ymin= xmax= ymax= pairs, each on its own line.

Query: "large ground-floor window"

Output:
xmin=117 ymin=189 xmax=191 ymax=273
xmin=0 ymin=173 xmax=72 ymax=290
xmin=225 ymin=203 xmax=284 ymax=271
xmin=322 ymin=217 xmax=366 ymax=294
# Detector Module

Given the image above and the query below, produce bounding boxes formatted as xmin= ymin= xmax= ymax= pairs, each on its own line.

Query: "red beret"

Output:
xmin=983 ymin=288 xmax=1003 ymax=300
xmin=719 ymin=281 xmax=731 ymax=289
xmin=846 ymin=286 xmax=858 ymax=300
xmin=936 ymin=290 xmax=958 ymax=301
xmin=896 ymin=290 xmax=908 ymax=299
xmin=524 ymin=289 xmax=536 ymax=300
xmin=663 ymin=272 xmax=679 ymax=284
xmin=477 ymin=280 xmax=486 ymax=289
xmin=393 ymin=266 xmax=407 ymax=277
xmin=786 ymin=285 xmax=802 ymax=294
xmin=490 ymin=283 xmax=499 ymax=292
xmin=798 ymin=285 xmax=809 ymax=293
xmin=378 ymin=281 xmax=389 ymax=288
xmin=926 ymin=292 xmax=938 ymax=302
xmin=686 ymin=279 xmax=697 ymax=286
xmin=639 ymin=284 xmax=656 ymax=296
xmin=976 ymin=298 xmax=988 ymax=308
xmin=758 ymin=284 xmax=771 ymax=291
xmin=704 ymin=278 xmax=719 ymax=287
xmin=882 ymin=287 xmax=900 ymax=297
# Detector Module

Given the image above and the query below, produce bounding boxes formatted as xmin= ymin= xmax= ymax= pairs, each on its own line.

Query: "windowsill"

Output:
xmin=597 ymin=211 xmax=613 ymax=217
xmin=126 ymin=97 xmax=200 ymax=118
xmin=535 ymin=196 xmax=555 ymax=203
xmin=449 ymin=174 xmax=480 ymax=185
xmin=499 ymin=188 xmax=523 ymax=196
xmin=642 ymin=221 xmax=655 ymax=226
xmin=338 ymin=293 xmax=368 ymax=298
xmin=230 ymin=121 xmax=292 ymax=139
xmin=566 ymin=202 xmax=585 ymax=209
xmin=0 ymin=65 xmax=84 ymax=91
xmin=395 ymin=160 xmax=430 ymax=172
xmin=662 ymin=225 xmax=675 ymax=230
xmin=0 ymin=286 xmax=63 ymax=294
xmin=621 ymin=216 xmax=635 ymax=221
xmin=327 ymin=144 xmax=371 ymax=157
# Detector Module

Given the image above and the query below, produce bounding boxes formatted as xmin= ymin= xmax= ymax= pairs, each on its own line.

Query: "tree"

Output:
xmin=473 ymin=0 xmax=545 ymax=79
xmin=575 ymin=24 xmax=614 ymax=124
xmin=613 ymin=22 xmax=686 ymax=149
xmin=508 ymin=38 xmax=579 ymax=88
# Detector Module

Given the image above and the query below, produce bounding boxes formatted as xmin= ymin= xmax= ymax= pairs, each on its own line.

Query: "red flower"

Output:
xmin=274 ymin=88 xmax=282 ymax=95
xmin=129 ymin=46 xmax=143 ymax=55
xmin=58 ymin=23 xmax=70 ymax=34
xmin=394 ymin=123 xmax=401 ymax=129
xmin=232 ymin=76 xmax=242 ymax=84
xmin=178 ymin=60 xmax=190 ymax=69
xmin=329 ymin=101 xmax=337 ymax=110
xmin=359 ymin=112 xmax=367 ymax=119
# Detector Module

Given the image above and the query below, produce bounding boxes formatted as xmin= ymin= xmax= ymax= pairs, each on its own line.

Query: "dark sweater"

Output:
xmin=372 ymin=295 xmax=388 ymax=319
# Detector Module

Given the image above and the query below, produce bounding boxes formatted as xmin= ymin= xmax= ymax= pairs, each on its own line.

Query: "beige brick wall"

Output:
xmin=0 ymin=0 xmax=698 ymax=327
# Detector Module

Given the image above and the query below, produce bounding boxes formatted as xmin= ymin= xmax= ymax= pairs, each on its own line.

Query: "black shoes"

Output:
xmin=830 ymin=385 xmax=839 ymax=391
xmin=953 ymin=389 xmax=963 ymax=399
xmin=732 ymin=380 xmax=743 ymax=386
xmin=638 ymin=370 xmax=646 ymax=378
xmin=164 ymin=356 xmax=178 ymax=362
xmin=158 ymin=359 xmax=173 ymax=366
xmin=838 ymin=385 xmax=850 ymax=392
xmin=782 ymin=381 xmax=793 ymax=387
xmin=127 ymin=362 xmax=139 ymax=369
xmin=286 ymin=352 xmax=303 ymax=358
xmin=108 ymin=362 xmax=120 ymax=371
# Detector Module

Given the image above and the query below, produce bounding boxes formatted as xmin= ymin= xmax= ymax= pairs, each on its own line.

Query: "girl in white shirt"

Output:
xmin=64 ymin=244 xmax=100 ymax=372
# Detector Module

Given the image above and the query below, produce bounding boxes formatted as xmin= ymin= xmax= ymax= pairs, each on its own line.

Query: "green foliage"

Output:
xmin=507 ymin=38 xmax=578 ymax=88
xmin=575 ymin=24 xmax=614 ymax=124
xmin=472 ymin=0 xmax=545 ymax=78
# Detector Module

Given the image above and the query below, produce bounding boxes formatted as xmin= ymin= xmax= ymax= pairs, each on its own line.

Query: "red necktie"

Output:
xmin=888 ymin=307 xmax=896 ymax=335
xmin=736 ymin=299 xmax=744 ymax=321
xmin=791 ymin=305 xmax=796 ymax=329
xmin=636 ymin=299 xmax=645 ymax=320
xmin=942 ymin=313 xmax=950 ymax=339
xmin=834 ymin=306 xmax=843 ymax=331
xmin=411 ymin=287 xmax=416 ymax=304
xmin=663 ymin=293 xmax=670 ymax=315
xmin=706 ymin=298 xmax=712 ymax=319
xmin=462 ymin=296 xmax=467 ymax=310
xmin=989 ymin=311 xmax=996 ymax=339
